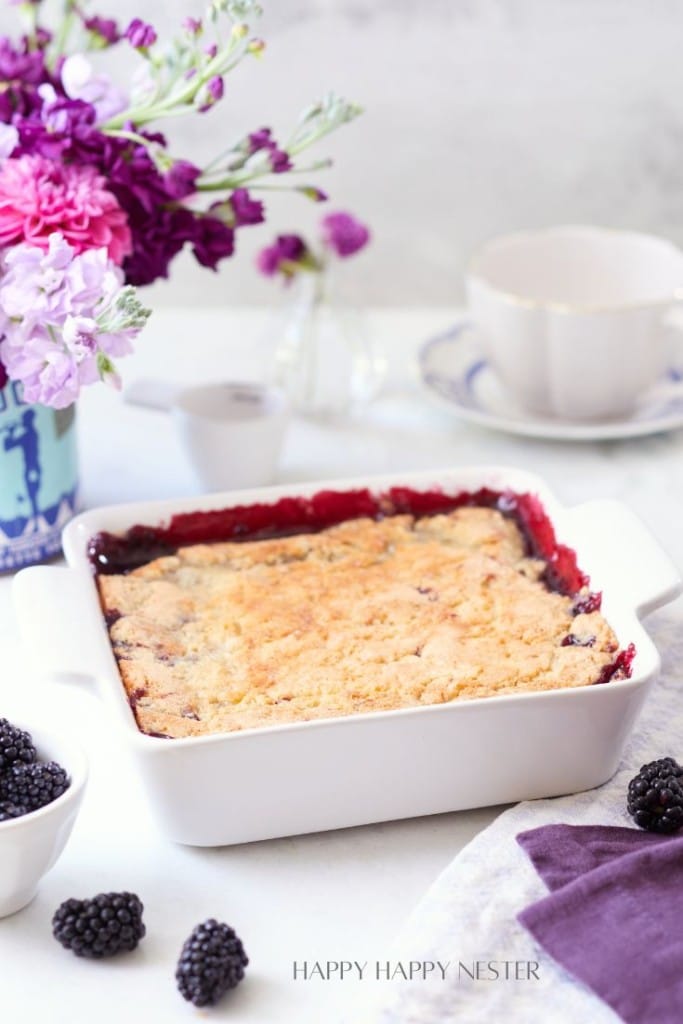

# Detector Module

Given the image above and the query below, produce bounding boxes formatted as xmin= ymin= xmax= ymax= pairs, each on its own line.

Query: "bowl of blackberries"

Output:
xmin=0 ymin=716 xmax=87 ymax=917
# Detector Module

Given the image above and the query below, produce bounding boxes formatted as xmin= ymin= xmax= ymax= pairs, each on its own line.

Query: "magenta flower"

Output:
xmin=248 ymin=128 xmax=274 ymax=153
xmin=0 ymin=37 xmax=48 ymax=85
xmin=246 ymin=127 xmax=291 ymax=171
xmin=197 ymin=75 xmax=224 ymax=112
xmin=0 ymin=155 xmax=132 ymax=265
xmin=257 ymin=235 xmax=308 ymax=277
xmin=192 ymin=216 xmax=235 ymax=270
xmin=85 ymin=16 xmax=120 ymax=45
xmin=321 ymin=211 xmax=370 ymax=258
xmin=124 ymin=19 xmax=157 ymax=49
xmin=269 ymin=148 xmax=292 ymax=173
xmin=229 ymin=188 xmax=264 ymax=227
xmin=163 ymin=160 xmax=200 ymax=200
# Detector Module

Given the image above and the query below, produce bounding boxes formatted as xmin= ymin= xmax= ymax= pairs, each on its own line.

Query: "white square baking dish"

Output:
xmin=12 ymin=466 xmax=681 ymax=846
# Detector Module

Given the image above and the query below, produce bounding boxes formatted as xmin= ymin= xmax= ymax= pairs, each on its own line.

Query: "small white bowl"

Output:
xmin=0 ymin=725 xmax=87 ymax=917
xmin=171 ymin=381 xmax=290 ymax=492
xmin=466 ymin=225 xmax=683 ymax=421
xmin=125 ymin=378 xmax=290 ymax=492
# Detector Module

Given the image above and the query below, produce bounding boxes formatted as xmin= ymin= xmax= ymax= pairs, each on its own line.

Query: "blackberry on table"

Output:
xmin=627 ymin=757 xmax=683 ymax=834
xmin=52 ymin=892 xmax=146 ymax=958
xmin=176 ymin=919 xmax=248 ymax=1007
xmin=0 ymin=761 xmax=69 ymax=812
xmin=0 ymin=719 xmax=36 ymax=771
xmin=0 ymin=800 xmax=28 ymax=822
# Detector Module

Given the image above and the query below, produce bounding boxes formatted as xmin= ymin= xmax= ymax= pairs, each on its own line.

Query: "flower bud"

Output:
xmin=124 ymin=18 xmax=157 ymax=49
xmin=247 ymin=38 xmax=266 ymax=56
xmin=196 ymin=75 xmax=225 ymax=112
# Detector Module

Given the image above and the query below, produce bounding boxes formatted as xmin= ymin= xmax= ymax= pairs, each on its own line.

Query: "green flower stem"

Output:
xmin=52 ymin=1 xmax=78 ymax=61
xmin=103 ymin=34 xmax=247 ymax=131
xmin=197 ymin=158 xmax=333 ymax=191
xmin=105 ymin=128 xmax=164 ymax=149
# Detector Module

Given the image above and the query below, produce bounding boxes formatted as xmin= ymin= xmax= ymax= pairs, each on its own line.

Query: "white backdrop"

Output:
xmin=1 ymin=0 xmax=682 ymax=307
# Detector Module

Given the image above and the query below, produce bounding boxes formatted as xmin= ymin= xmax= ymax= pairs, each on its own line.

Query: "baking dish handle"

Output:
xmin=564 ymin=499 xmax=682 ymax=618
xmin=13 ymin=566 xmax=103 ymax=685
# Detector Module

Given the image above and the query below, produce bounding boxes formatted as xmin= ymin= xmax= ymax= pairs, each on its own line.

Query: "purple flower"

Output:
xmin=248 ymin=127 xmax=273 ymax=153
xmin=124 ymin=19 xmax=157 ymax=49
xmin=182 ymin=17 xmax=202 ymax=36
xmin=192 ymin=217 xmax=235 ymax=270
xmin=0 ymin=38 xmax=47 ymax=85
xmin=245 ymin=127 xmax=292 ymax=171
xmin=163 ymin=160 xmax=200 ymax=200
xmin=229 ymin=188 xmax=264 ymax=227
xmin=197 ymin=75 xmax=224 ymax=112
xmin=34 ymin=28 xmax=52 ymax=49
xmin=122 ymin=207 xmax=196 ymax=286
xmin=320 ymin=211 xmax=370 ymax=258
xmin=0 ymin=38 xmax=51 ymax=121
xmin=269 ymin=148 xmax=292 ymax=173
xmin=256 ymin=234 xmax=307 ymax=277
xmin=85 ymin=17 xmax=121 ymax=46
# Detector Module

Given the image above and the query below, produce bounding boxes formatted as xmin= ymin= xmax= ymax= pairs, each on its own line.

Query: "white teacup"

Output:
xmin=466 ymin=226 xmax=683 ymax=421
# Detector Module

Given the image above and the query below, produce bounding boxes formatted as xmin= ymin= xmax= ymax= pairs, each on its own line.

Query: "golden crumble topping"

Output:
xmin=98 ymin=507 xmax=620 ymax=738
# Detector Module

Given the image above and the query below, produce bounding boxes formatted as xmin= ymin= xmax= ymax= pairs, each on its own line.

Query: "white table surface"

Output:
xmin=1 ymin=306 xmax=682 ymax=1024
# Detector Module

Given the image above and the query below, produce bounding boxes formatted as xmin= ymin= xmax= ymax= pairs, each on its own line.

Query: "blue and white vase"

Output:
xmin=0 ymin=383 xmax=78 ymax=571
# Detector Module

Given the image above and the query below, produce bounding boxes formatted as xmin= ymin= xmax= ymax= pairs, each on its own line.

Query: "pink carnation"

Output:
xmin=0 ymin=155 xmax=132 ymax=266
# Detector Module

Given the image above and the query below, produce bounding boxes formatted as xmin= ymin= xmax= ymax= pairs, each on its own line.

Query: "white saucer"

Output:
xmin=419 ymin=323 xmax=683 ymax=442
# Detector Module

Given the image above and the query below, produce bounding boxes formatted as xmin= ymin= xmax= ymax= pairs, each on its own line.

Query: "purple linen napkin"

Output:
xmin=517 ymin=824 xmax=683 ymax=1024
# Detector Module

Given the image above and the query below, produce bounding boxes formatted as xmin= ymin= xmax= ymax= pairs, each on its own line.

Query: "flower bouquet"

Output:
xmin=0 ymin=0 xmax=359 ymax=568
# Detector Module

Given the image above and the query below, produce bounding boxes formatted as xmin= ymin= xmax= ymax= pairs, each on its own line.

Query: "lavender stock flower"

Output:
xmin=60 ymin=56 xmax=128 ymax=124
xmin=0 ymin=235 xmax=150 ymax=408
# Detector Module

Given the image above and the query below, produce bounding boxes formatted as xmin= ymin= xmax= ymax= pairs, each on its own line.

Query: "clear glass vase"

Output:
xmin=271 ymin=270 xmax=382 ymax=418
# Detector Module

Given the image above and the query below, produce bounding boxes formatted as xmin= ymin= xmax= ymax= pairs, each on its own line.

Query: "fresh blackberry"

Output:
xmin=0 ymin=761 xmax=69 ymax=812
xmin=0 ymin=800 xmax=27 ymax=822
xmin=627 ymin=757 xmax=683 ymax=833
xmin=0 ymin=719 xmax=36 ymax=771
xmin=52 ymin=892 xmax=145 ymax=958
xmin=176 ymin=919 xmax=248 ymax=1007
